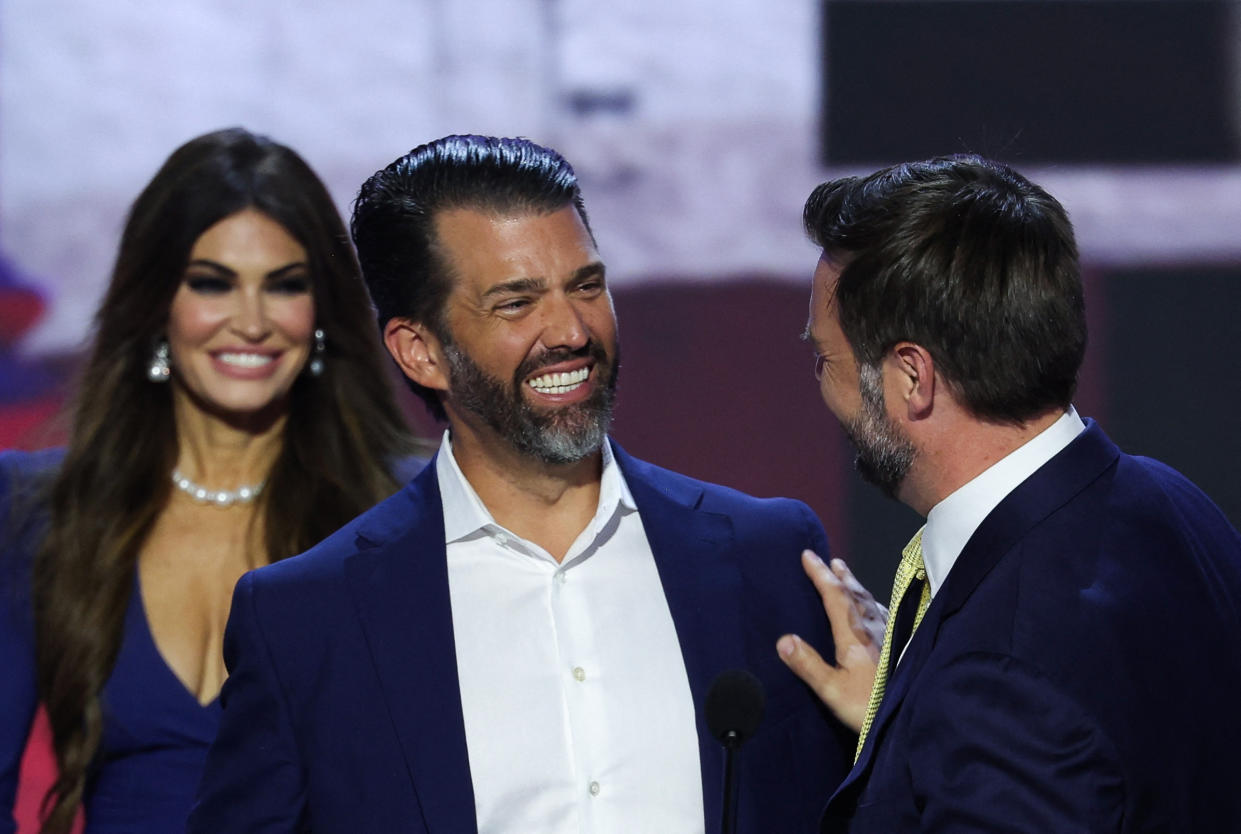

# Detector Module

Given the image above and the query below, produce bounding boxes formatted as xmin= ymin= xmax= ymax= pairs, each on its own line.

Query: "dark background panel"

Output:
xmin=609 ymin=279 xmax=851 ymax=554
xmin=1099 ymin=264 xmax=1241 ymax=529
xmin=823 ymin=0 xmax=1239 ymax=164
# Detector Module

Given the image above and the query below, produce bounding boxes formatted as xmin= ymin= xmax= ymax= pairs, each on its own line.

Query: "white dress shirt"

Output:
xmin=436 ymin=432 xmax=705 ymax=834
xmin=922 ymin=408 xmax=1086 ymax=596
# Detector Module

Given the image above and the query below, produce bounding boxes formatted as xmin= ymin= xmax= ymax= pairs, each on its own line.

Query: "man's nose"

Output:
xmin=541 ymin=295 xmax=589 ymax=350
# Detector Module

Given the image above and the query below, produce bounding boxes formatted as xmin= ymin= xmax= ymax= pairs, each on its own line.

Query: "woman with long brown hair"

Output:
xmin=0 ymin=128 xmax=418 ymax=833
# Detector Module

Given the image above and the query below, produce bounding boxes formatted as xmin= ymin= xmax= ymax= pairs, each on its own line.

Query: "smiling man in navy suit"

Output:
xmin=188 ymin=135 xmax=855 ymax=833
xmin=779 ymin=155 xmax=1241 ymax=832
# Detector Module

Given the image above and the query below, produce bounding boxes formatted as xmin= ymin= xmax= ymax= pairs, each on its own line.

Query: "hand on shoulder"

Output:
xmin=777 ymin=551 xmax=885 ymax=733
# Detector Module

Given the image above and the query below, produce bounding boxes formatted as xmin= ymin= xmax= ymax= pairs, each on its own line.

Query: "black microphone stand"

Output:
xmin=721 ymin=728 xmax=742 ymax=834
xmin=705 ymin=668 xmax=764 ymax=834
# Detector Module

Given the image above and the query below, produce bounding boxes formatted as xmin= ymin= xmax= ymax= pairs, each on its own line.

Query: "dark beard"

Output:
xmin=443 ymin=339 xmax=619 ymax=465
xmin=845 ymin=364 xmax=915 ymax=500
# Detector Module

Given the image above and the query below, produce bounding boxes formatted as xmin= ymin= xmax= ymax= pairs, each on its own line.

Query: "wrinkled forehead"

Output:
xmin=434 ymin=205 xmax=601 ymax=298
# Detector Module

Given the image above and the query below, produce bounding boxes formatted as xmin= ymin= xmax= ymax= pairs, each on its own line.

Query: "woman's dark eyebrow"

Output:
xmin=184 ymin=258 xmax=235 ymax=276
xmin=266 ymin=262 xmax=309 ymax=279
xmin=184 ymin=259 xmax=308 ymax=278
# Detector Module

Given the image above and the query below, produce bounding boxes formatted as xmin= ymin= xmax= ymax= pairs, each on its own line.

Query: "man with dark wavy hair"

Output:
xmin=780 ymin=154 xmax=1241 ymax=832
xmin=190 ymin=135 xmax=856 ymax=833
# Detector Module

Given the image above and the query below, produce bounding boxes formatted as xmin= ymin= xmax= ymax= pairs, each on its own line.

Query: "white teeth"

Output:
xmin=217 ymin=352 xmax=274 ymax=368
xmin=528 ymin=367 xmax=589 ymax=394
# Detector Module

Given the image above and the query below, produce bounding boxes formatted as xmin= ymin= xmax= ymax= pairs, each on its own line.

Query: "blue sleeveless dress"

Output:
xmin=85 ymin=576 xmax=221 ymax=831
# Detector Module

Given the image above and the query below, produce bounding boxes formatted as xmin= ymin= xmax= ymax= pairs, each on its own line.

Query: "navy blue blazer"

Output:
xmin=822 ymin=421 xmax=1241 ymax=833
xmin=190 ymin=443 xmax=852 ymax=833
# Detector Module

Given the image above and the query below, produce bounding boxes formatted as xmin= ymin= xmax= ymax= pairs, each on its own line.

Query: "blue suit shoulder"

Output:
xmin=1116 ymin=451 xmax=1241 ymax=547
xmin=612 ymin=443 xmax=823 ymax=527
xmin=950 ymin=428 xmax=1241 ymax=667
xmin=247 ymin=481 xmax=425 ymax=586
xmin=238 ymin=461 xmax=437 ymax=607
xmin=612 ymin=445 xmax=832 ymax=607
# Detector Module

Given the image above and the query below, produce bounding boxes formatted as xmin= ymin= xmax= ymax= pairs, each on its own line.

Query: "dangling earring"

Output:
xmin=308 ymin=328 xmax=326 ymax=377
xmin=147 ymin=340 xmax=171 ymax=383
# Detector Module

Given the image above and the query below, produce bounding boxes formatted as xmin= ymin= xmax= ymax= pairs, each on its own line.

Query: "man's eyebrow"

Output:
xmin=481 ymin=263 xmax=606 ymax=300
xmin=481 ymin=277 xmax=546 ymax=299
xmin=801 ymin=326 xmax=829 ymax=354
xmin=572 ymin=262 xmax=606 ymax=282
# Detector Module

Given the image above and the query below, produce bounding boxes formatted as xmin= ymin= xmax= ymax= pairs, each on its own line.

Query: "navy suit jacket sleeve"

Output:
xmin=189 ymin=572 xmax=309 ymax=833
xmin=0 ymin=450 xmax=58 ymax=834
xmin=901 ymin=653 xmax=1125 ymax=833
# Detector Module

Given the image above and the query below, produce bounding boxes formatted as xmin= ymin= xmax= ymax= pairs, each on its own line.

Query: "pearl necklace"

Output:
xmin=171 ymin=469 xmax=265 ymax=508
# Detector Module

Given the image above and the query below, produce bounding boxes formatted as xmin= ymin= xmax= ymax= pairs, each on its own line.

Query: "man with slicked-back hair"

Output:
xmin=189 ymin=136 xmax=858 ymax=833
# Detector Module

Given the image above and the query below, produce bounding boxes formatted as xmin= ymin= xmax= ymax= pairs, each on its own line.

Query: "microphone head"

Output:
xmin=704 ymin=668 xmax=766 ymax=747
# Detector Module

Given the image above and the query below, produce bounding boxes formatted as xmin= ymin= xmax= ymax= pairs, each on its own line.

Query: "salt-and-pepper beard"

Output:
xmin=443 ymin=339 xmax=619 ymax=465
xmin=843 ymin=362 xmax=916 ymax=500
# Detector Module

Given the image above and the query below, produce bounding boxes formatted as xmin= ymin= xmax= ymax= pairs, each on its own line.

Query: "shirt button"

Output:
xmin=589 ymin=781 xmax=601 ymax=796
xmin=556 ymin=571 xmax=567 ymax=585
xmin=573 ymin=666 xmax=586 ymax=682
xmin=494 ymin=533 xmax=509 ymax=547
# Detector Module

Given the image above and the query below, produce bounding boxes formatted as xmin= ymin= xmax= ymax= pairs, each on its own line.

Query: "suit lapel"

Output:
xmin=836 ymin=589 xmax=943 ymax=800
xmin=826 ymin=421 xmax=1122 ymax=815
xmin=345 ymin=459 xmax=478 ymax=834
xmin=613 ymin=443 xmax=741 ymax=834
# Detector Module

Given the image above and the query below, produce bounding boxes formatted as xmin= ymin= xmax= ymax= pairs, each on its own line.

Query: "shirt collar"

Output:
xmin=435 ymin=430 xmax=635 ymax=545
xmin=922 ymin=407 xmax=1085 ymax=595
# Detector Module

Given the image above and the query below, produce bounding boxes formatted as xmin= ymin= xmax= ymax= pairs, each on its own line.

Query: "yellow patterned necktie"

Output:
xmin=854 ymin=527 xmax=930 ymax=761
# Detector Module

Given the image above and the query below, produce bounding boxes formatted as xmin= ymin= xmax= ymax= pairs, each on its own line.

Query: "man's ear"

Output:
xmin=887 ymin=341 xmax=936 ymax=420
xmin=383 ymin=318 xmax=450 ymax=392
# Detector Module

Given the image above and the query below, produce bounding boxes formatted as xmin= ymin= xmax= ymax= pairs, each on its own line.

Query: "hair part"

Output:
xmin=32 ymin=127 xmax=415 ymax=833
xmin=803 ymin=154 xmax=1086 ymax=424
xmin=351 ymin=135 xmax=592 ymax=420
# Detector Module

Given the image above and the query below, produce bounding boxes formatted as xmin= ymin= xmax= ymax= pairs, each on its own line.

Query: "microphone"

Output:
xmin=705 ymin=669 xmax=765 ymax=834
